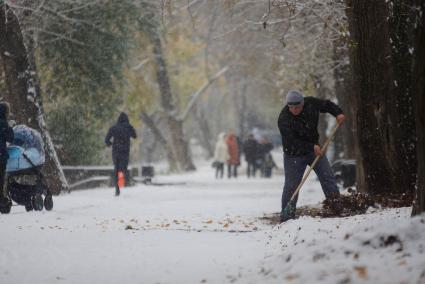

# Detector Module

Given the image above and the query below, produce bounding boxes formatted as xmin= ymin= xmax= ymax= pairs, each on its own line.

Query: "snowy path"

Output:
xmin=1 ymin=161 xmax=424 ymax=284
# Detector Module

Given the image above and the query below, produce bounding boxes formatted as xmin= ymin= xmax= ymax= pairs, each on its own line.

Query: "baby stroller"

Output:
xmin=0 ymin=125 xmax=53 ymax=214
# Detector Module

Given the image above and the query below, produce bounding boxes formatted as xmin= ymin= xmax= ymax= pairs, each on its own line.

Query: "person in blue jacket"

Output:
xmin=0 ymin=101 xmax=14 ymax=198
xmin=105 ymin=112 xmax=137 ymax=196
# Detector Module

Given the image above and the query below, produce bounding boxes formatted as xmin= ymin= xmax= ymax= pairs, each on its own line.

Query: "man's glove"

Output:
xmin=314 ymin=144 xmax=322 ymax=156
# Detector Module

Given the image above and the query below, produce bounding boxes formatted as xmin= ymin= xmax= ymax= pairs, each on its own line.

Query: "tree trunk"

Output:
xmin=140 ymin=110 xmax=178 ymax=171
xmin=194 ymin=105 xmax=214 ymax=158
xmin=315 ymin=76 xmax=329 ymax=149
xmin=333 ymin=39 xmax=356 ymax=160
xmin=344 ymin=3 xmax=365 ymax=192
xmin=0 ymin=55 xmax=6 ymax=93
xmin=238 ymin=80 xmax=248 ymax=139
xmin=412 ymin=2 xmax=425 ymax=216
xmin=150 ymin=32 xmax=196 ymax=171
xmin=388 ymin=0 xmax=417 ymax=193
xmin=0 ymin=4 xmax=67 ymax=194
xmin=345 ymin=0 xmax=406 ymax=195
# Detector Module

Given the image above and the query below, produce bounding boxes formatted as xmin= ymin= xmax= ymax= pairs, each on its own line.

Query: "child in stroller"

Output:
xmin=0 ymin=125 xmax=53 ymax=213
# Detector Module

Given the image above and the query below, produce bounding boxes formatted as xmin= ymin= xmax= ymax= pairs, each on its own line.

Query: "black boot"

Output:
xmin=280 ymin=202 xmax=296 ymax=223
xmin=0 ymin=195 xmax=12 ymax=214
xmin=115 ymin=186 xmax=120 ymax=196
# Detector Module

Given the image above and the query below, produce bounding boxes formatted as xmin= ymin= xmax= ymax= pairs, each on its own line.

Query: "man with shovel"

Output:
xmin=278 ymin=90 xmax=346 ymax=223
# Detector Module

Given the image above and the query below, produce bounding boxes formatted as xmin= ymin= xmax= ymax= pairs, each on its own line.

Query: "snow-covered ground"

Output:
xmin=1 ymin=157 xmax=424 ymax=284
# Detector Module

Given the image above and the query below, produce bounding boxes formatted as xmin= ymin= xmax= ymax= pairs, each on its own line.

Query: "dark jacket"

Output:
xmin=243 ymin=138 xmax=258 ymax=163
xmin=277 ymin=97 xmax=342 ymax=156
xmin=0 ymin=104 xmax=14 ymax=164
xmin=105 ymin=113 xmax=137 ymax=160
xmin=257 ymin=141 xmax=274 ymax=160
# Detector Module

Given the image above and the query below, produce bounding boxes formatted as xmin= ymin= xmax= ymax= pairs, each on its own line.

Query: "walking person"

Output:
xmin=242 ymin=134 xmax=258 ymax=178
xmin=278 ymin=90 xmax=345 ymax=222
xmin=263 ymin=152 xmax=277 ymax=178
xmin=225 ymin=130 xmax=240 ymax=178
xmin=213 ymin=132 xmax=229 ymax=179
xmin=257 ymin=137 xmax=274 ymax=177
xmin=105 ymin=112 xmax=137 ymax=196
xmin=0 ymin=102 xmax=14 ymax=200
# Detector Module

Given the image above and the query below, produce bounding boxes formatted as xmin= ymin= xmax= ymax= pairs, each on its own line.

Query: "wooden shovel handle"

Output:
xmin=288 ymin=123 xmax=341 ymax=202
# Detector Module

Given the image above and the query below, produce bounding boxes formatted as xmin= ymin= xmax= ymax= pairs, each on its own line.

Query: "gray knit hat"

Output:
xmin=286 ymin=90 xmax=304 ymax=106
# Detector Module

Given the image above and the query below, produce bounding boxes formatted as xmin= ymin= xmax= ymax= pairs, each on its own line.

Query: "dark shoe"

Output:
xmin=280 ymin=212 xmax=295 ymax=223
xmin=0 ymin=196 xmax=12 ymax=214
xmin=280 ymin=204 xmax=296 ymax=223
xmin=32 ymin=194 xmax=44 ymax=211
xmin=25 ymin=202 xmax=33 ymax=211
xmin=115 ymin=187 xmax=120 ymax=196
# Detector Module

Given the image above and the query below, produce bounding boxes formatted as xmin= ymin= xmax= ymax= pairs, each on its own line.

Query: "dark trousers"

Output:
xmin=215 ymin=162 xmax=224 ymax=179
xmin=247 ymin=162 xmax=256 ymax=178
xmin=227 ymin=164 xmax=238 ymax=178
xmin=113 ymin=156 xmax=129 ymax=191
xmin=281 ymin=152 xmax=339 ymax=212
xmin=264 ymin=167 xmax=273 ymax=178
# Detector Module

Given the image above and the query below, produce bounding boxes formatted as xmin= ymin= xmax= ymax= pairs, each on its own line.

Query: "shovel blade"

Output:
xmin=281 ymin=202 xmax=296 ymax=223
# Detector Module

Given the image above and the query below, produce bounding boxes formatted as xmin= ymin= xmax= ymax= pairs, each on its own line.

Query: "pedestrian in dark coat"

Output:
xmin=0 ymin=102 xmax=14 ymax=197
xmin=105 ymin=112 xmax=137 ymax=196
xmin=257 ymin=138 xmax=274 ymax=177
xmin=263 ymin=153 xmax=277 ymax=178
xmin=277 ymin=90 xmax=345 ymax=222
xmin=243 ymin=134 xmax=258 ymax=178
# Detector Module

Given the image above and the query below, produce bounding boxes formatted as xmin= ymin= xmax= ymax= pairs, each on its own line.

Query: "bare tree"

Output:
xmin=149 ymin=29 xmax=196 ymax=171
xmin=345 ymin=0 xmax=414 ymax=195
xmin=388 ymin=0 xmax=418 ymax=193
xmin=140 ymin=110 xmax=179 ymax=170
xmin=0 ymin=4 xmax=68 ymax=194
xmin=412 ymin=1 xmax=425 ymax=215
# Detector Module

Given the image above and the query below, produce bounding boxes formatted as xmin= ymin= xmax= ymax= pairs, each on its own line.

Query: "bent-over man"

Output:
xmin=277 ymin=90 xmax=345 ymax=222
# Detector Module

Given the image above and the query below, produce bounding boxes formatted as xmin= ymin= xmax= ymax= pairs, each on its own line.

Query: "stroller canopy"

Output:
xmin=6 ymin=125 xmax=45 ymax=173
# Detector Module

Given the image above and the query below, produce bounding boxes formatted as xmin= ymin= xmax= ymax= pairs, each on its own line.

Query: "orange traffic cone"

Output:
xmin=117 ymin=171 xmax=125 ymax=188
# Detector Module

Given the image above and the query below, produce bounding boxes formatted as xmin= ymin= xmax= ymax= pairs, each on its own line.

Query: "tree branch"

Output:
xmin=179 ymin=66 xmax=228 ymax=121
xmin=131 ymin=57 xmax=152 ymax=71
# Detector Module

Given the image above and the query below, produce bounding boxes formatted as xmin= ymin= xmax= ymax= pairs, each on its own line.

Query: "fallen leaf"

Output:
xmin=354 ymin=266 xmax=367 ymax=279
xmin=285 ymin=274 xmax=299 ymax=281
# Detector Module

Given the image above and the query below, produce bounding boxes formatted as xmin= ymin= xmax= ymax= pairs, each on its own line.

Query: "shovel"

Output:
xmin=281 ymin=123 xmax=341 ymax=222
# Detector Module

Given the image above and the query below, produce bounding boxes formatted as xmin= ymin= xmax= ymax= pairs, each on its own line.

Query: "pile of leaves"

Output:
xmin=261 ymin=190 xmax=414 ymax=225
